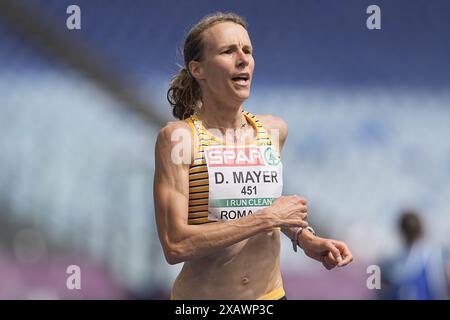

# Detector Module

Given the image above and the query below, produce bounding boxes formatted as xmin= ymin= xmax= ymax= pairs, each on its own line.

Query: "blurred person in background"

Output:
xmin=379 ymin=210 xmax=450 ymax=299
xmin=153 ymin=12 xmax=353 ymax=300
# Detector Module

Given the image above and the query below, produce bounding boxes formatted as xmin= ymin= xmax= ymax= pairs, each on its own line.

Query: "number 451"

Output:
xmin=241 ymin=186 xmax=257 ymax=195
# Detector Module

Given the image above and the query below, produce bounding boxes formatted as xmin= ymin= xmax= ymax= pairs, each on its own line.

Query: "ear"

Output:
xmin=188 ymin=60 xmax=204 ymax=81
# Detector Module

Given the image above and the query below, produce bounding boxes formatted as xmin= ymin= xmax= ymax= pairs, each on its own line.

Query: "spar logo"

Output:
xmin=205 ymin=146 xmax=264 ymax=167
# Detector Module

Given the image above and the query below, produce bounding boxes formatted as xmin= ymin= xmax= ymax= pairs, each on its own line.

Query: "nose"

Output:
xmin=236 ymin=48 xmax=250 ymax=69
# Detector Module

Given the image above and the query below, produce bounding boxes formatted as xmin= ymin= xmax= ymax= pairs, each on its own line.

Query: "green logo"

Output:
xmin=264 ymin=147 xmax=280 ymax=166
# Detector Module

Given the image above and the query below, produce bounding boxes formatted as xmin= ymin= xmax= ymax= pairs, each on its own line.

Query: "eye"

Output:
xmin=222 ymin=48 xmax=233 ymax=54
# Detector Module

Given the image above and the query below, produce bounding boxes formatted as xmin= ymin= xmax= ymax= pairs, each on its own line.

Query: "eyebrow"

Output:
xmin=218 ymin=44 xmax=253 ymax=51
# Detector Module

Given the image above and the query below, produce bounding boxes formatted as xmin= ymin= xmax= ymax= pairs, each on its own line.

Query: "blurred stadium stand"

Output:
xmin=0 ymin=0 xmax=449 ymax=299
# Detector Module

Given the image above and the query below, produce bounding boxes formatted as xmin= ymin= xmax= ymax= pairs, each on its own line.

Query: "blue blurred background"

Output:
xmin=1 ymin=0 xmax=449 ymax=299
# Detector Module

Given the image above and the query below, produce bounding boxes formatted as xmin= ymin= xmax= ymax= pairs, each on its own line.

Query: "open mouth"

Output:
xmin=231 ymin=73 xmax=250 ymax=86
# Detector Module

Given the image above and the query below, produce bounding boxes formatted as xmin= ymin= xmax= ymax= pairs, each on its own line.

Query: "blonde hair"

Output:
xmin=167 ymin=12 xmax=248 ymax=120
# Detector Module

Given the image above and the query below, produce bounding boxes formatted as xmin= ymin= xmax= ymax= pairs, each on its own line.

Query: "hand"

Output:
xmin=300 ymin=236 xmax=353 ymax=270
xmin=268 ymin=195 xmax=309 ymax=228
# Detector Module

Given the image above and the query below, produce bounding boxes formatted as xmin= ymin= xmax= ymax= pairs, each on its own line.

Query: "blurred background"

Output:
xmin=1 ymin=0 xmax=449 ymax=299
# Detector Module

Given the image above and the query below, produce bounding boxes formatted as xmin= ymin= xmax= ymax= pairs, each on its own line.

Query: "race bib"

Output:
xmin=204 ymin=145 xmax=283 ymax=221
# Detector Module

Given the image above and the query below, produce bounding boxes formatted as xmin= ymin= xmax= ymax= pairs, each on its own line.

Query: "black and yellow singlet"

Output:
xmin=185 ymin=111 xmax=273 ymax=225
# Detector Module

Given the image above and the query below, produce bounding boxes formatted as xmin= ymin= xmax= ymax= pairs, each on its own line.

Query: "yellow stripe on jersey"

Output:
xmin=189 ymin=198 xmax=209 ymax=206
xmin=189 ymin=186 xmax=209 ymax=194
xmin=189 ymin=192 xmax=209 ymax=200
xmin=189 ymin=166 xmax=208 ymax=174
xmin=188 ymin=205 xmax=209 ymax=213
xmin=188 ymin=218 xmax=213 ymax=225
xmin=188 ymin=212 xmax=209 ymax=219
xmin=189 ymin=179 xmax=209 ymax=187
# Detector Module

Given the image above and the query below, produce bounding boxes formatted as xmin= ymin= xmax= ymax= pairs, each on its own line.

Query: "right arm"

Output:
xmin=153 ymin=122 xmax=308 ymax=264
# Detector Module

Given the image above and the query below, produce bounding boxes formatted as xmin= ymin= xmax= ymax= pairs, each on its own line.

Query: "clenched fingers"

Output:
xmin=333 ymin=240 xmax=353 ymax=267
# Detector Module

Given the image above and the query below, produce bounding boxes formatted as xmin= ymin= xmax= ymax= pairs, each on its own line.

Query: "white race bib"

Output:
xmin=204 ymin=145 xmax=283 ymax=221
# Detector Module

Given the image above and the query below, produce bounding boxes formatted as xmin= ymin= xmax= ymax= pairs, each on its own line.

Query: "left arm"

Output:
xmin=259 ymin=114 xmax=353 ymax=270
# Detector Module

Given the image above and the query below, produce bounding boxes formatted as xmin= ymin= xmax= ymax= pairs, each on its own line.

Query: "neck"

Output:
xmin=198 ymin=100 xmax=246 ymax=130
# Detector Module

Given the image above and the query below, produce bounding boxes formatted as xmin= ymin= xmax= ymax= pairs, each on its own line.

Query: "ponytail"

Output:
xmin=167 ymin=67 xmax=201 ymax=120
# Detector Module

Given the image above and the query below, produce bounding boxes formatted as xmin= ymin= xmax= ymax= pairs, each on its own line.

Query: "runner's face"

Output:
xmin=197 ymin=22 xmax=254 ymax=104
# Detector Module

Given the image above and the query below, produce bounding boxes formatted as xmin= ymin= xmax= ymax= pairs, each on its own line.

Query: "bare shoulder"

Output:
xmin=156 ymin=120 xmax=192 ymax=147
xmin=155 ymin=120 xmax=194 ymax=165
xmin=256 ymin=114 xmax=288 ymax=131
xmin=255 ymin=114 xmax=288 ymax=140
